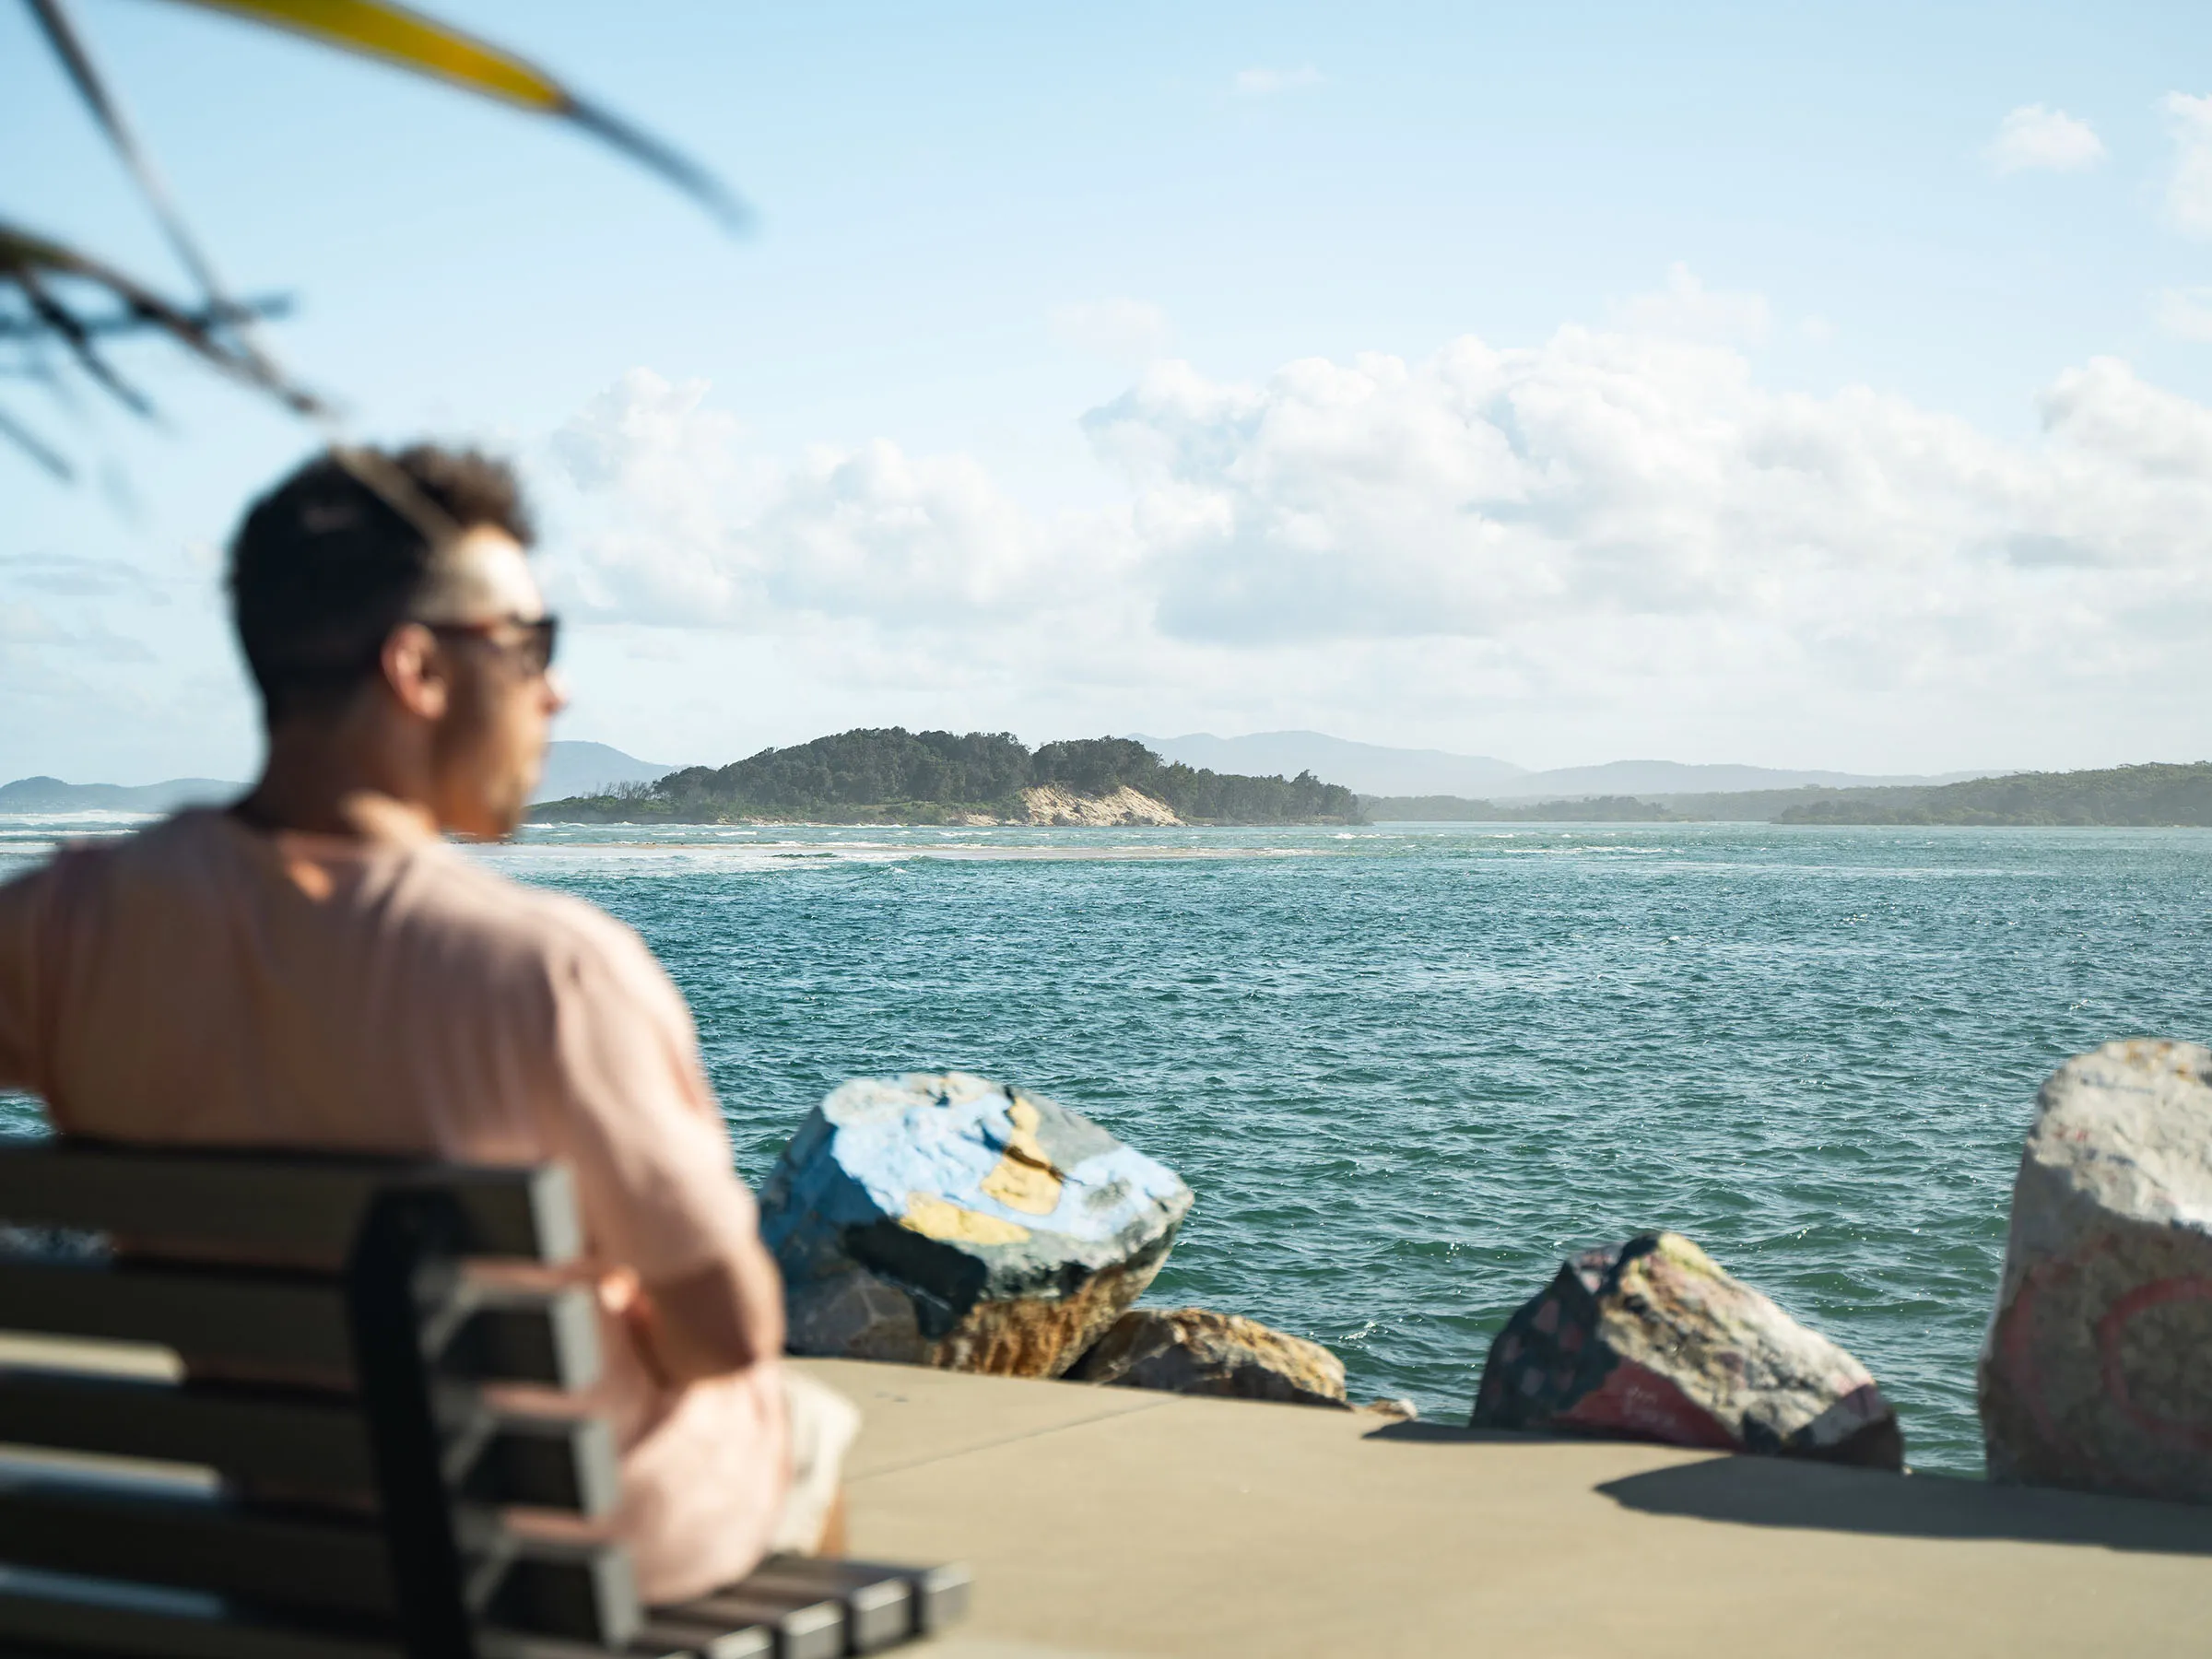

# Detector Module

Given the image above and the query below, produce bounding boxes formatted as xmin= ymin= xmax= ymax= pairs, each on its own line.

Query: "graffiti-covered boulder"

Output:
xmin=1472 ymin=1231 xmax=1902 ymax=1469
xmin=1981 ymin=1040 xmax=2212 ymax=1500
xmin=760 ymin=1072 xmax=1193 ymax=1376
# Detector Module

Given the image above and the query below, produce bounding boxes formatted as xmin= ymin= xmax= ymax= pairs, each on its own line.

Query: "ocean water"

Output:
xmin=5 ymin=816 xmax=2208 ymax=1475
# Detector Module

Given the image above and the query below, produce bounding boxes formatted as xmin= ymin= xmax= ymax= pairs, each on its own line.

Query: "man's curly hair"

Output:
xmin=229 ymin=445 xmax=534 ymax=724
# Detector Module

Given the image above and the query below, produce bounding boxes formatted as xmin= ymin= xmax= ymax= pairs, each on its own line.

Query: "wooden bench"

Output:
xmin=0 ymin=1139 xmax=969 ymax=1659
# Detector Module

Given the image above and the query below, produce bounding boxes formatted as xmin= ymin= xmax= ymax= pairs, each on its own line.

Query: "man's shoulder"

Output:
xmin=101 ymin=811 xmax=658 ymax=988
xmin=389 ymin=852 xmax=694 ymax=1048
xmin=389 ymin=845 xmax=653 ymax=976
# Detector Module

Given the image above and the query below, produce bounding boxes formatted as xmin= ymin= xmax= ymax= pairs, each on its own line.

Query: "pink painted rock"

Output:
xmin=1980 ymin=1039 xmax=2212 ymax=1500
xmin=1471 ymin=1231 xmax=1903 ymax=1469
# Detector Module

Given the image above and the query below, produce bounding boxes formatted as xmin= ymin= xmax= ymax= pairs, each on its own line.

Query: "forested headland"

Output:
xmin=1770 ymin=762 xmax=2212 ymax=826
xmin=535 ymin=730 xmax=1362 ymax=825
xmin=1359 ymin=762 xmax=2212 ymax=826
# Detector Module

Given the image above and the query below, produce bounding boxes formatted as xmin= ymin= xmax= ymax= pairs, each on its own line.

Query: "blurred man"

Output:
xmin=0 ymin=445 xmax=852 ymax=1603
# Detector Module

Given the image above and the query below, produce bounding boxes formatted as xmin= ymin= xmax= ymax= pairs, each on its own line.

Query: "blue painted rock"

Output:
xmin=1980 ymin=1040 xmax=2212 ymax=1500
xmin=1471 ymin=1231 xmax=1903 ymax=1469
xmin=759 ymin=1072 xmax=1194 ymax=1376
xmin=1070 ymin=1307 xmax=1348 ymax=1407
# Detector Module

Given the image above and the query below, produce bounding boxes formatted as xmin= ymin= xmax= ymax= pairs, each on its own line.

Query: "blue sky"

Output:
xmin=7 ymin=0 xmax=2212 ymax=782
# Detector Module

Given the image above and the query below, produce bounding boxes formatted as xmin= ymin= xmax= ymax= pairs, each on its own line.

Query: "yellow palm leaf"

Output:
xmin=163 ymin=0 xmax=566 ymax=111
xmin=155 ymin=0 xmax=747 ymax=227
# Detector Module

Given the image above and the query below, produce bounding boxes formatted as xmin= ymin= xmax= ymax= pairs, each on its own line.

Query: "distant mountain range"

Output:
xmin=1132 ymin=732 xmax=1525 ymax=795
xmin=0 ymin=776 xmax=236 ymax=814
xmin=1133 ymin=731 xmax=1992 ymax=799
xmin=0 ymin=741 xmax=674 ymax=814
xmin=532 ymin=741 xmax=671 ymax=803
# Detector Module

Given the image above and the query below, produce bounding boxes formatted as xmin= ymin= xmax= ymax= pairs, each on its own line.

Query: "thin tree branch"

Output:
xmin=0 ymin=222 xmax=324 ymax=416
xmin=26 ymin=0 xmax=304 ymax=408
xmin=0 ymin=293 xmax=292 ymax=339
xmin=0 ymin=401 xmax=76 ymax=479
xmin=15 ymin=267 xmax=158 ymax=418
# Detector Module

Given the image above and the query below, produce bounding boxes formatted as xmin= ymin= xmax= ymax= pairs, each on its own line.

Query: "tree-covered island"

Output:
xmin=534 ymin=730 xmax=1363 ymax=826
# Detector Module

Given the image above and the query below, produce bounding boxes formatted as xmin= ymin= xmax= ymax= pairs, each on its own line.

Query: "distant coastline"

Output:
xmin=1362 ymin=761 xmax=2212 ymax=827
xmin=533 ymin=730 xmax=1362 ymax=828
xmin=10 ymin=748 xmax=2206 ymax=830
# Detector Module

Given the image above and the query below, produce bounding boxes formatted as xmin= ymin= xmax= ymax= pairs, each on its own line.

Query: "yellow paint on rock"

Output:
xmin=979 ymin=1095 xmax=1066 ymax=1216
xmin=901 ymin=1194 xmax=1032 ymax=1246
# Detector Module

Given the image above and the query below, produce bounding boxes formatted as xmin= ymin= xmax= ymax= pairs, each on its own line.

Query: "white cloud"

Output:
xmin=1986 ymin=104 xmax=2106 ymax=174
xmin=2163 ymin=92 xmax=2212 ymax=237
xmin=1079 ymin=336 xmax=2212 ymax=654
xmin=532 ymin=304 xmax=2212 ymax=767
xmin=541 ymin=369 xmax=1122 ymax=630
xmin=1609 ymin=264 xmax=1770 ymax=344
xmin=1233 ymin=65 xmax=1324 ymax=97
xmin=1049 ymin=298 xmax=1171 ymax=359
xmin=2153 ymin=286 xmax=2212 ymax=341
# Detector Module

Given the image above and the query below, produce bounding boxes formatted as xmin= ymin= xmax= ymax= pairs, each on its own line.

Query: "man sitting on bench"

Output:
xmin=0 ymin=443 xmax=856 ymax=1606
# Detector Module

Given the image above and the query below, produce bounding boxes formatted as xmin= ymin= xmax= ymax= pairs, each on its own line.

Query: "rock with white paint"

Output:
xmin=1471 ymin=1231 xmax=1903 ymax=1469
xmin=1069 ymin=1307 xmax=1349 ymax=1407
xmin=1980 ymin=1039 xmax=2212 ymax=1500
xmin=759 ymin=1072 xmax=1194 ymax=1376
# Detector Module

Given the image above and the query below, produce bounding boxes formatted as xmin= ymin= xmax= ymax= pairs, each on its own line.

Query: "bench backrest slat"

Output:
xmin=0 ymin=1261 xmax=601 ymax=1392
xmin=0 ymin=1371 xmax=368 ymax=1490
xmin=0 ymin=1478 xmax=395 ymax=1617
xmin=0 ymin=1479 xmax=636 ymax=1643
xmin=0 ymin=1583 xmax=406 ymax=1659
xmin=0 ymin=1145 xmax=581 ymax=1267
xmin=0 ymin=1259 xmax=353 ymax=1374
xmin=0 ymin=1373 xmax=618 ymax=1515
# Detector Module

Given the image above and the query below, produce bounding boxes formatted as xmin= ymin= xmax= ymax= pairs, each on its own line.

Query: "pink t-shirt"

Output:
xmin=0 ymin=809 xmax=788 ymax=1604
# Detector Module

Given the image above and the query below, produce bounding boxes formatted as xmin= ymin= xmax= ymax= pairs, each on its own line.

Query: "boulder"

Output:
xmin=760 ymin=1072 xmax=1193 ymax=1376
xmin=1471 ymin=1231 xmax=1903 ymax=1469
xmin=1358 ymin=1397 xmax=1420 ymax=1422
xmin=1070 ymin=1307 xmax=1349 ymax=1407
xmin=1980 ymin=1039 xmax=2212 ymax=1500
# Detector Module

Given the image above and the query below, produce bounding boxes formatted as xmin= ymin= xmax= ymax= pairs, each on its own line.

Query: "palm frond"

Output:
xmin=0 ymin=222 xmax=324 ymax=418
xmin=27 ymin=0 xmax=235 ymax=312
xmin=0 ymin=402 xmax=76 ymax=479
xmin=153 ymin=0 xmax=751 ymax=230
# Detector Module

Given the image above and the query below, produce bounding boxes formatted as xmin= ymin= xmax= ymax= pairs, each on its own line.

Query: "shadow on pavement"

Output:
xmin=1360 ymin=1418 xmax=2212 ymax=1555
xmin=1601 ymin=1453 xmax=2212 ymax=1556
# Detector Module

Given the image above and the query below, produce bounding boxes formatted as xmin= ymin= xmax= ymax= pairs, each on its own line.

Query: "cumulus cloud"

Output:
xmin=1609 ymin=264 xmax=1771 ymax=343
xmin=1049 ymin=297 xmax=1171 ymax=359
xmin=1986 ymin=104 xmax=2106 ymax=174
xmin=1078 ymin=335 xmax=2212 ymax=657
xmin=1233 ymin=65 xmax=1324 ymax=97
xmin=541 ymin=369 xmax=1120 ymax=629
xmin=2163 ymin=93 xmax=2212 ymax=237
xmin=534 ymin=291 xmax=2212 ymax=764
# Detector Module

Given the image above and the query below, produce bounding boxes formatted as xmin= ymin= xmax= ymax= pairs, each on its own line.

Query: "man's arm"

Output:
xmin=546 ymin=915 xmax=788 ymax=1385
xmin=628 ymin=1247 xmax=788 ymax=1388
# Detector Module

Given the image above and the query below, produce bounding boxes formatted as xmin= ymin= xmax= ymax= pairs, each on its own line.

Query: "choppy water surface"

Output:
xmin=6 ymin=816 xmax=2209 ymax=1473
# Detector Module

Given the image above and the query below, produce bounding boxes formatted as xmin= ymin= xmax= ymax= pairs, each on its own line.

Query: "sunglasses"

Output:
xmin=424 ymin=615 xmax=560 ymax=676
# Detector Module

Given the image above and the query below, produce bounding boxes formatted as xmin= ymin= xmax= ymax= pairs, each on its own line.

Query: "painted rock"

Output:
xmin=1471 ymin=1231 xmax=1903 ymax=1469
xmin=1980 ymin=1039 xmax=2212 ymax=1500
xmin=1069 ymin=1307 xmax=1349 ymax=1408
xmin=759 ymin=1072 xmax=1193 ymax=1376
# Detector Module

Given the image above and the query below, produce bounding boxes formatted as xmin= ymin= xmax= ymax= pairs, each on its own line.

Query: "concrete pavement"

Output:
xmin=801 ymin=1357 xmax=2212 ymax=1657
